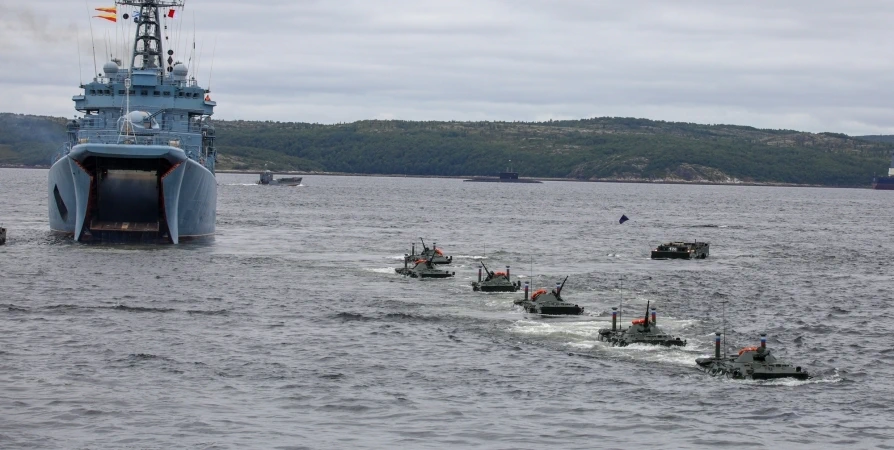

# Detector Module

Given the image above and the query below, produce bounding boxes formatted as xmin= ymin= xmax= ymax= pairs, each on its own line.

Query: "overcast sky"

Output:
xmin=2 ymin=0 xmax=894 ymax=134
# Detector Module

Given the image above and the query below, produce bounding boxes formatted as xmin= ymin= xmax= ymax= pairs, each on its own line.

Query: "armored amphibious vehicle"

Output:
xmin=696 ymin=332 xmax=809 ymax=380
xmin=472 ymin=261 xmax=521 ymax=292
xmin=514 ymin=277 xmax=584 ymax=315
xmin=395 ymin=252 xmax=455 ymax=278
xmin=404 ymin=239 xmax=452 ymax=265
xmin=651 ymin=241 xmax=709 ymax=259
xmin=598 ymin=301 xmax=686 ymax=347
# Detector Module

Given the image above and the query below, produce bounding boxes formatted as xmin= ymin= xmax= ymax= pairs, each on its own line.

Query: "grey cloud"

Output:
xmin=2 ymin=0 xmax=894 ymax=135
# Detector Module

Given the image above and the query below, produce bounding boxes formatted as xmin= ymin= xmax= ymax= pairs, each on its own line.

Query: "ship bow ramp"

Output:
xmin=49 ymin=143 xmax=215 ymax=243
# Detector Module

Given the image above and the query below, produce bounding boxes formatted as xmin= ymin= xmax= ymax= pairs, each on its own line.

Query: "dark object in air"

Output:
xmin=651 ymin=241 xmax=709 ymax=259
xmin=472 ymin=260 xmax=521 ymax=292
xmin=404 ymin=238 xmax=452 ymax=265
xmin=597 ymin=301 xmax=686 ymax=347
xmin=696 ymin=332 xmax=809 ymax=380
xmin=0 ymin=226 xmax=6 ymax=245
xmin=619 ymin=214 xmax=629 ymax=224
xmin=395 ymin=249 xmax=455 ymax=278
xmin=513 ymin=276 xmax=584 ymax=315
xmin=258 ymin=170 xmax=302 ymax=186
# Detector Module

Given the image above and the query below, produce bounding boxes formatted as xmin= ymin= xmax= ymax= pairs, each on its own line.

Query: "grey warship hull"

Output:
xmin=49 ymin=144 xmax=216 ymax=243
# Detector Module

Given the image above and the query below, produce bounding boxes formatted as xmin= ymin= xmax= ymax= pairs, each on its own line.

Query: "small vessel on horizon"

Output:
xmin=258 ymin=170 xmax=302 ymax=186
xmin=463 ymin=160 xmax=542 ymax=183
xmin=48 ymin=0 xmax=217 ymax=243
xmin=872 ymin=152 xmax=894 ymax=190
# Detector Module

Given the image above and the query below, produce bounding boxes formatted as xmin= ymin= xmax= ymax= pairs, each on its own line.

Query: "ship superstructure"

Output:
xmin=49 ymin=0 xmax=217 ymax=243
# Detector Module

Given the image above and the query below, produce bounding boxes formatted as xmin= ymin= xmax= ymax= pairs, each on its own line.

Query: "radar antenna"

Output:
xmin=118 ymin=0 xmax=185 ymax=71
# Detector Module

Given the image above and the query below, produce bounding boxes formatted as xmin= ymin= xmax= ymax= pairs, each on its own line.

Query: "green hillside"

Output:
xmin=2 ymin=112 xmax=892 ymax=187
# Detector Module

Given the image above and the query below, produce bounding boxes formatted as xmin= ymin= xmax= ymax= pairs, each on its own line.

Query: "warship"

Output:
xmin=471 ymin=261 xmax=521 ymax=292
xmin=696 ymin=332 xmax=809 ymax=380
xmin=597 ymin=301 xmax=686 ymax=347
xmin=258 ymin=170 xmax=302 ymax=186
xmin=651 ymin=241 xmax=709 ymax=259
xmin=404 ymin=239 xmax=452 ymax=265
xmin=514 ymin=277 xmax=584 ymax=315
xmin=48 ymin=0 xmax=216 ymax=243
xmin=395 ymin=252 xmax=456 ymax=278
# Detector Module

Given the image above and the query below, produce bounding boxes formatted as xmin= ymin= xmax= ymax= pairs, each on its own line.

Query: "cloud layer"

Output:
xmin=2 ymin=0 xmax=893 ymax=134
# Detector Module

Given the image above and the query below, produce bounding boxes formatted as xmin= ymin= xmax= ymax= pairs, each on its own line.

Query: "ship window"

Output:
xmin=90 ymin=90 xmax=96 ymax=95
xmin=105 ymin=90 xmax=111 ymax=95
xmin=163 ymin=91 xmax=170 ymax=97
xmin=141 ymin=90 xmax=148 ymax=96
xmin=153 ymin=91 xmax=160 ymax=96
xmin=178 ymin=92 xmax=183 ymax=97
xmin=129 ymin=89 xmax=135 ymax=95
xmin=118 ymin=90 xmax=124 ymax=95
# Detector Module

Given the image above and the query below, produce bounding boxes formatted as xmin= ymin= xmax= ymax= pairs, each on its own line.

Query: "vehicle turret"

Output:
xmin=513 ymin=276 xmax=583 ymax=315
xmin=472 ymin=261 xmax=521 ymax=292
xmin=404 ymin=238 xmax=452 ymax=264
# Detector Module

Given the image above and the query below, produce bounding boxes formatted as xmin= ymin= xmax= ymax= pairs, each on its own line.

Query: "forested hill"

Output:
xmin=2 ymin=112 xmax=892 ymax=187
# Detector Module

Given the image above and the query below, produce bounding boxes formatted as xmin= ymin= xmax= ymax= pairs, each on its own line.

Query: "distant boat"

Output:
xmin=0 ymin=226 xmax=6 ymax=245
xmin=258 ymin=170 xmax=302 ymax=186
xmin=463 ymin=160 xmax=542 ymax=183
xmin=873 ymin=153 xmax=894 ymax=190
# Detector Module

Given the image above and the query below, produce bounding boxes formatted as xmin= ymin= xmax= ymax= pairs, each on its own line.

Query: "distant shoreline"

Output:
xmin=2 ymin=165 xmax=864 ymax=189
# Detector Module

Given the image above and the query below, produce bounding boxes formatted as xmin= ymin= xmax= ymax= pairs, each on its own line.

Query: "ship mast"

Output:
xmin=118 ymin=0 xmax=184 ymax=71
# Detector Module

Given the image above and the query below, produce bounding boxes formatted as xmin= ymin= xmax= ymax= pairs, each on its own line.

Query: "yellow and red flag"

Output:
xmin=93 ymin=13 xmax=117 ymax=22
xmin=94 ymin=7 xmax=116 ymax=13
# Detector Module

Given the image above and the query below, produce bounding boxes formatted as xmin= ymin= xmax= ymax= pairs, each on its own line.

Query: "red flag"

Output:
xmin=167 ymin=9 xmax=175 ymax=18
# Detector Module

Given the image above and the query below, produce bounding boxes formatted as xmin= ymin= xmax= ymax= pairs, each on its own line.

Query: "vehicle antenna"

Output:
xmin=85 ymin=0 xmax=98 ymax=78
xmin=207 ymin=36 xmax=217 ymax=92
xmin=77 ymin=25 xmax=83 ymax=86
xmin=721 ymin=299 xmax=728 ymax=357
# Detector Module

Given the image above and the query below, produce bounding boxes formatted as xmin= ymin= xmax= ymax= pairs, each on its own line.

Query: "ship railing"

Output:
xmin=78 ymin=114 xmax=202 ymax=133
xmin=76 ymin=130 xmax=197 ymax=149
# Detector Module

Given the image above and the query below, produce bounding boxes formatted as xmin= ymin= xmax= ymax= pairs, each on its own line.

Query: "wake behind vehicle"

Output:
xmin=696 ymin=332 xmax=809 ymax=380
xmin=471 ymin=261 xmax=521 ymax=292
xmin=48 ymin=0 xmax=216 ymax=244
xmin=598 ymin=301 xmax=686 ymax=347
xmin=651 ymin=241 xmax=709 ymax=259
xmin=514 ymin=277 xmax=584 ymax=315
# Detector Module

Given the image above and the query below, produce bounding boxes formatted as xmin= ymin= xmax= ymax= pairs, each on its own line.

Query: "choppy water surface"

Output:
xmin=1 ymin=168 xmax=893 ymax=449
